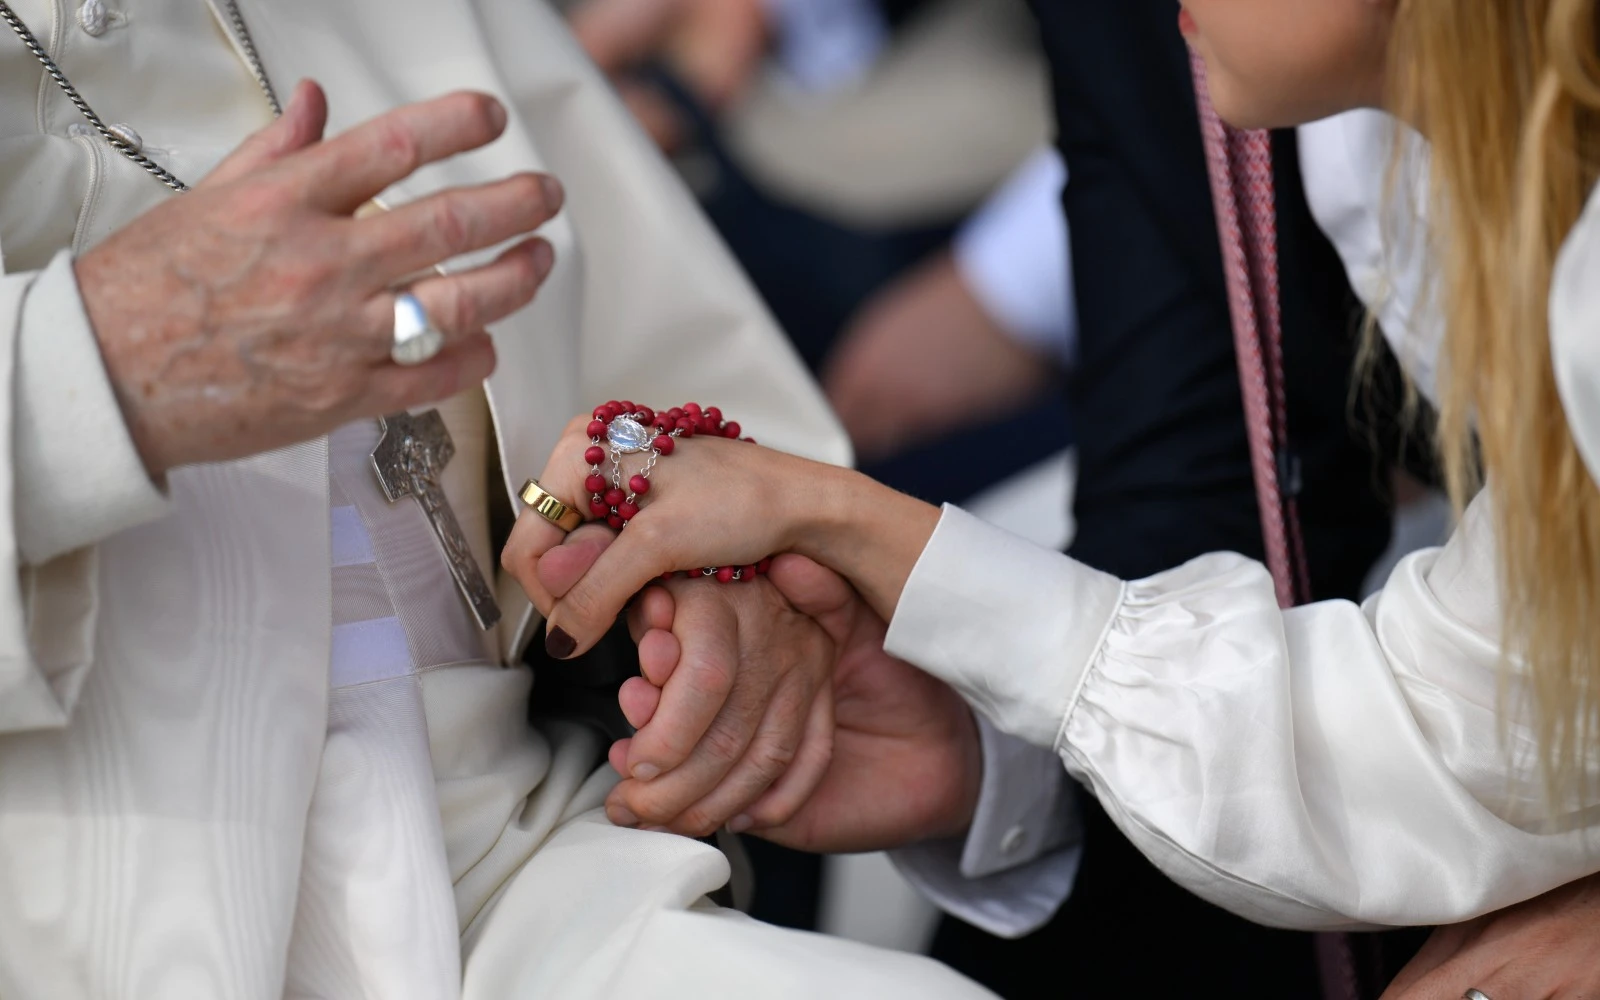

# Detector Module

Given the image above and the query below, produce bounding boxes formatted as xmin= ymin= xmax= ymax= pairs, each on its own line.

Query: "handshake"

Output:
xmin=501 ymin=409 xmax=982 ymax=853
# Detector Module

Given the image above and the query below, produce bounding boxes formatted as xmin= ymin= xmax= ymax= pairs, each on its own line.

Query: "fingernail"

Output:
xmin=608 ymin=805 xmax=639 ymax=827
xmin=726 ymin=814 xmax=753 ymax=834
xmin=545 ymin=627 xmax=576 ymax=659
xmin=528 ymin=239 xmax=554 ymax=279
xmin=486 ymin=97 xmax=508 ymax=133
xmin=632 ymin=763 xmax=660 ymax=782
xmin=540 ymin=174 xmax=565 ymax=212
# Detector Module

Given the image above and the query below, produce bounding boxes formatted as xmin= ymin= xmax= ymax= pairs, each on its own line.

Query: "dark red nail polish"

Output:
xmin=545 ymin=627 xmax=576 ymax=659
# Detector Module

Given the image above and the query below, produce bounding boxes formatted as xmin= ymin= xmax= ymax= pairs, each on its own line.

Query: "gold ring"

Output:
xmin=519 ymin=478 xmax=584 ymax=533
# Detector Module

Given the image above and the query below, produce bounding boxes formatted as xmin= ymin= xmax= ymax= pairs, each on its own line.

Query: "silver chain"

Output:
xmin=0 ymin=0 xmax=280 ymax=193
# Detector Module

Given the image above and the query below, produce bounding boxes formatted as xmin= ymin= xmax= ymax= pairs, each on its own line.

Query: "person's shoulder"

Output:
xmin=1551 ymin=184 xmax=1600 ymax=487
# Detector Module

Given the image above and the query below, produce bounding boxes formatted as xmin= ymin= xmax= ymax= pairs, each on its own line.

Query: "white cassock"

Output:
xmin=0 ymin=1 xmax=995 ymax=997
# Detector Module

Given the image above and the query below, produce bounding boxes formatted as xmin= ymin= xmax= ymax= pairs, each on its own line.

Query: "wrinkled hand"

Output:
xmin=1381 ymin=873 xmax=1600 ymax=999
xmin=77 ymin=80 xmax=563 ymax=477
xmin=568 ymin=0 xmax=770 ymax=112
xmin=825 ymin=252 xmax=1055 ymax=464
xmin=535 ymin=524 xmax=836 ymax=837
xmin=626 ymin=553 xmax=983 ymax=853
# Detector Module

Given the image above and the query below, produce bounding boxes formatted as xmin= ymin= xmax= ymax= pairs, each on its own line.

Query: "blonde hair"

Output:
xmin=1389 ymin=0 xmax=1600 ymax=799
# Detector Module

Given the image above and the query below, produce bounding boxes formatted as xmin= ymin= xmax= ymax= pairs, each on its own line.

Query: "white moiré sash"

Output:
xmin=283 ymin=396 xmax=496 ymax=1000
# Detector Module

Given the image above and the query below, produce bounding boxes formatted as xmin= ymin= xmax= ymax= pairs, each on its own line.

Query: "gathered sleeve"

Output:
xmin=1 ymin=249 xmax=170 ymax=732
xmin=884 ymin=497 xmax=1600 ymax=929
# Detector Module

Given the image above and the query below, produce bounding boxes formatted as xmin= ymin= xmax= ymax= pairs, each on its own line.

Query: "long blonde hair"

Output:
xmin=1389 ymin=0 xmax=1600 ymax=799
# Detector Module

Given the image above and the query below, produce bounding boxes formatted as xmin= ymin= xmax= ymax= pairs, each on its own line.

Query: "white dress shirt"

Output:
xmin=890 ymin=114 xmax=1600 ymax=934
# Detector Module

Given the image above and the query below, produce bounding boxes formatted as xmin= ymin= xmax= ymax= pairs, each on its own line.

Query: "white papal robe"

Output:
xmin=0 ymin=1 xmax=994 ymax=997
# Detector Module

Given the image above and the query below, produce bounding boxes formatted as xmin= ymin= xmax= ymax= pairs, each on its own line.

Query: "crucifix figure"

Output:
xmin=371 ymin=410 xmax=502 ymax=631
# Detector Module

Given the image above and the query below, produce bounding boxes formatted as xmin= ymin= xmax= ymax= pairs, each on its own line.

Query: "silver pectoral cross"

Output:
xmin=371 ymin=410 xmax=502 ymax=631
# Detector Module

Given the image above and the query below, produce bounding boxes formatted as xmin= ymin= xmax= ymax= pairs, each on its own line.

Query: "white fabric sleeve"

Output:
xmin=884 ymin=500 xmax=1600 ymax=929
xmin=14 ymin=250 xmax=170 ymax=565
xmin=1 ymin=250 xmax=167 ymax=732
xmin=952 ymin=146 xmax=1076 ymax=367
xmin=890 ymin=715 xmax=1083 ymax=938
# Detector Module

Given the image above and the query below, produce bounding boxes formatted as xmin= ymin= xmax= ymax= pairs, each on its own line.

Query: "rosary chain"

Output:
xmin=0 ymin=0 xmax=282 ymax=193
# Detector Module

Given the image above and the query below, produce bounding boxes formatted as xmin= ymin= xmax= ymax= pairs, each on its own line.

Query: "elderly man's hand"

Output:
xmin=535 ymin=525 xmax=837 ymax=837
xmin=1381 ymin=872 xmax=1600 ymax=1000
xmin=76 ymin=80 xmax=563 ymax=477
xmin=532 ymin=522 xmax=981 ymax=851
xmin=622 ymin=553 xmax=982 ymax=853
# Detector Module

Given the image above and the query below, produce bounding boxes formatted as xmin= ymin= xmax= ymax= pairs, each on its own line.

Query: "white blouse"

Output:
xmin=885 ymin=165 xmax=1600 ymax=929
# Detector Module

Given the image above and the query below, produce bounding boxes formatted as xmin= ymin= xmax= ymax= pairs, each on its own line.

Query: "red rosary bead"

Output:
xmin=756 ymin=557 xmax=772 ymax=575
xmin=637 ymin=406 xmax=655 ymax=424
xmin=705 ymin=406 xmax=722 ymax=422
xmin=585 ymin=474 xmax=607 ymax=494
xmin=654 ymin=435 xmax=675 ymax=455
xmin=629 ymin=474 xmax=650 ymax=495
xmin=618 ymin=501 xmax=640 ymax=521
xmin=740 ymin=565 xmax=757 ymax=581
xmin=675 ymin=418 xmax=696 ymax=437
xmin=587 ymin=419 xmax=606 ymax=439
xmin=584 ymin=445 xmax=606 ymax=466
xmin=607 ymin=514 xmax=625 ymax=530
xmin=603 ymin=488 xmax=625 ymax=507
xmin=722 ymin=421 xmax=741 ymax=439
xmin=715 ymin=566 xmax=735 ymax=583
xmin=684 ymin=402 xmax=702 ymax=417
xmin=590 ymin=499 xmax=610 ymax=518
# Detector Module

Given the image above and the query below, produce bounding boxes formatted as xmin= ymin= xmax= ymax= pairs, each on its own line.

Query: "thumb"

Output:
xmin=537 ymin=523 xmax=618 ymax=600
xmin=201 ymin=79 xmax=328 ymax=187
xmin=765 ymin=554 xmax=859 ymax=649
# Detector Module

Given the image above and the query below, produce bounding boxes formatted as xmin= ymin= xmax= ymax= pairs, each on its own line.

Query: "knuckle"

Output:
xmin=445 ymin=283 xmax=479 ymax=335
xmin=375 ymin=119 xmax=423 ymax=176
xmin=700 ymin=720 xmax=747 ymax=765
xmin=747 ymin=734 xmax=797 ymax=780
xmin=675 ymin=810 xmax=722 ymax=840
xmin=559 ymin=583 xmax=608 ymax=631
xmin=430 ymin=196 xmax=474 ymax=255
xmin=682 ymin=650 xmax=737 ymax=703
xmin=500 ymin=537 xmax=528 ymax=577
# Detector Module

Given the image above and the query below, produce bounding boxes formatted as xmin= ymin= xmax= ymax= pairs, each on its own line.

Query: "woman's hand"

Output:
xmin=501 ymin=412 xmax=942 ymax=660
xmin=504 ymin=414 xmax=827 ymax=657
xmin=77 ymin=80 xmax=563 ymax=477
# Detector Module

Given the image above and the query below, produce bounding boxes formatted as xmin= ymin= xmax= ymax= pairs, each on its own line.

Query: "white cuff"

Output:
xmin=14 ymin=251 xmax=170 ymax=564
xmin=884 ymin=504 xmax=1125 ymax=749
xmin=890 ymin=717 xmax=1082 ymax=938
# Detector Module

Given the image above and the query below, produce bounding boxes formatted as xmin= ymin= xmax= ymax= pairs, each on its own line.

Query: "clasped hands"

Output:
xmin=503 ymin=418 xmax=980 ymax=851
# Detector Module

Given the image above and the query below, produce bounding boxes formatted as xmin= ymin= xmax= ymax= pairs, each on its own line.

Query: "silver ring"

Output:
xmin=390 ymin=291 xmax=445 ymax=366
xmin=1464 ymin=990 xmax=1494 ymax=1000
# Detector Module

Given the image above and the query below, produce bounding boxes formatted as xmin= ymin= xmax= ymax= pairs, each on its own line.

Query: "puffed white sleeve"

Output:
xmin=883 ymin=499 xmax=1600 ymax=929
xmin=1 ymin=248 xmax=171 ymax=732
